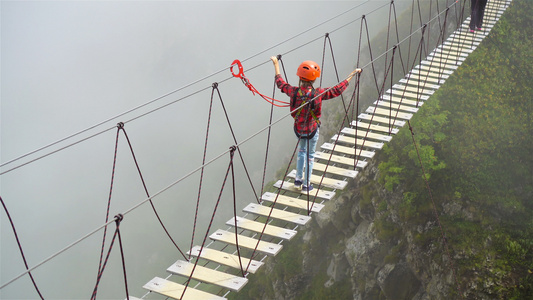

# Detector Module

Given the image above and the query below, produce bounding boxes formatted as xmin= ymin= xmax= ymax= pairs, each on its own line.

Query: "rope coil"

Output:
xmin=231 ymin=59 xmax=290 ymax=107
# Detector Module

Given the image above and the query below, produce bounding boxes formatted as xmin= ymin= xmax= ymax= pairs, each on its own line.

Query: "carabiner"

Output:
xmin=230 ymin=59 xmax=244 ymax=79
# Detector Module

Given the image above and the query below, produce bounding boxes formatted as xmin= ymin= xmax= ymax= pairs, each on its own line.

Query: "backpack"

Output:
xmin=291 ymin=88 xmax=320 ymax=139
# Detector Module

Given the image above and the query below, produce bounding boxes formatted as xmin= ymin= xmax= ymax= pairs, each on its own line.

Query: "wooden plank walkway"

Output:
xmin=138 ymin=1 xmax=512 ymax=298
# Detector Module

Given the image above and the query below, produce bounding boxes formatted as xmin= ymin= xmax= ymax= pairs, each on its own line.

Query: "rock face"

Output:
xmin=242 ymin=160 xmax=456 ymax=300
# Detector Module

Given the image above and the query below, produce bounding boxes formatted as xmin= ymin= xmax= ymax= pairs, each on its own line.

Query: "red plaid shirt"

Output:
xmin=275 ymin=74 xmax=349 ymax=136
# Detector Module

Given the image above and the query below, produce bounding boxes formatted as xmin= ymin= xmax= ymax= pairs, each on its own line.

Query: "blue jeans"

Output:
xmin=296 ymin=128 xmax=319 ymax=186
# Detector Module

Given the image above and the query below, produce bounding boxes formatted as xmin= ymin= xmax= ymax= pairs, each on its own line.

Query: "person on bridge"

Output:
xmin=271 ymin=56 xmax=361 ymax=192
xmin=469 ymin=0 xmax=488 ymax=32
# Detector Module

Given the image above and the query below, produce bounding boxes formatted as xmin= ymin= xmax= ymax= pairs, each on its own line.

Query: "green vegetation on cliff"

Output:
xmin=377 ymin=1 xmax=533 ymax=298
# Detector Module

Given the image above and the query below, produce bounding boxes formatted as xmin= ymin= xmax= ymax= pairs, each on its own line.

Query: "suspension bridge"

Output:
xmin=140 ymin=1 xmax=512 ymax=299
xmin=0 ymin=0 xmax=513 ymax=299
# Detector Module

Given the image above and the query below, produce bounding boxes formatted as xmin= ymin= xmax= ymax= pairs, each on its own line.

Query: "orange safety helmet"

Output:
xmin=296 ymin=60 xmax=321 ymax=81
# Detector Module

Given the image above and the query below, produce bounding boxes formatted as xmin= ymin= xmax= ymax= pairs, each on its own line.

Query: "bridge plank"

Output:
xmin=436 ymin=45 xmax=470 ymax=56
xmin=349 ymin=121 xmax=399 ymax=135
xmin=420 ymin=59 xmax=460 ymax=70
xmin=331 ymin=134 xmax=385 ymax=149
xmin=210 ymin=229 xmax=282 ymax=256
xmin=167 ymin=260 xmax=248 ymax=292
xmin=380 ymin=94 xmax=425 ymax=107
xmin=243 ymin=203 xmax=311 ymax=225
xmin=373 ymin=100 xmax=420 ymax=113
xmin=388 ymin=87 xmax=433 ymax=99
xmin=313 ymin=161 xmax=359 ymax=179
xmin=430 ymin=50 xmax=466 ymax=62
xmin=188 ymin=246 xmax=263 ymax=274
xmin=443 ymin=40 xmax=477 ymax=51
xmin=287 ymin=169 xmax=347 ymax=190
xmin=365 ymin=107 xmax=413 ymax=120
xmin=448 ymin=33 xmax=483 ymax=43
xmin=321 ymin=141 xmax=377 ymax=157
xmin=357 ymin=113 xmax=406 ymax=127
xmin=261 ymin=192 xmax=324 ymax=212
xmin=405 ymin=73 xmax=445 ymax=85
xmin=439 ymin=43 xmax=474 ymax=53
xmin=341 ymin=127 xmax=393 ymax=142
xmin=274 ymin=180 xmax=335 ymax=200
xmin=415 ymin=63 xmax=454 ymax=74
xmin=410 ymin=69 xmax=450 ymax=79
xmin=143 ymin=277 xmax=227 ymax=300
xmin=315 ymin=151 xmax=371 ymax=169
xmin=392 ymin=83 xmax=435 ymax=95
xmin=226 ymin=216 xmax=297 ymax=240
xmin=315 ymin=151 xmax=369 ymax=169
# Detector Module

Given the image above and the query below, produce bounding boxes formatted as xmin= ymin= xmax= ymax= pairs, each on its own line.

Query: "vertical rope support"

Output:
xmin=96 ymin=123 xmax=122 ymax=284
xmin=189 ymin=83 xmax=217 ymax=259
xmin=181 ymin=146 xmax=237 ymax=299
xmin=214 ymin=87 xmax=260 ymax=203
xmin=120 ymin=124 xmax=187 ymax=259
xmin=90 ymin=214 xmax=123 ymax=300
xmin=0 ymin=196 xmax=45 ymax=299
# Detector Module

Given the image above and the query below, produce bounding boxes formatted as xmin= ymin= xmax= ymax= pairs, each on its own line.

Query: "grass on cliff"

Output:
xmin=376 ymin=0 xmax=533 ymax=298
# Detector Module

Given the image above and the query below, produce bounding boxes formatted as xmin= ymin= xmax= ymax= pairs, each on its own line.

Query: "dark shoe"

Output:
xmin=469 ymin=29 xmax=475 ymax=33
xmin=302 ymin=185 xmax=313 ymax=192
xmin=294 ymin=180 xmax=303 ymax=190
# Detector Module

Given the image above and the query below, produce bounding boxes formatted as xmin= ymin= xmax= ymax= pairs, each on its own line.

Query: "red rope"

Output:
xmin=231 ymin=59 xmax=290 ymax=107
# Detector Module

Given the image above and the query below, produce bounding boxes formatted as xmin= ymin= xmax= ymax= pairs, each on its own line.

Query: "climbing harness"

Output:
xmin=230 ymin=59 xmax=290 ymax=107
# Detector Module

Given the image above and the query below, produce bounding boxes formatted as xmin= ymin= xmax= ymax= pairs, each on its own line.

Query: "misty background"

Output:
xmin=1 ymin=1 xmax=413 ymax=299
